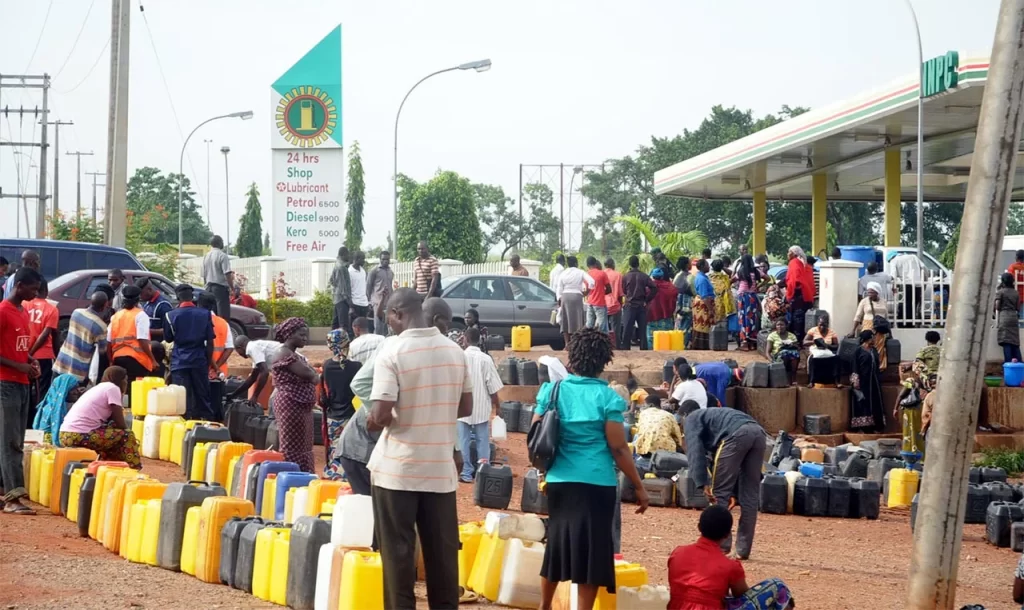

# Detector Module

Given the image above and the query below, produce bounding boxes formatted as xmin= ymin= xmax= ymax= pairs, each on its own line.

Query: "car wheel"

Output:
xmin=230 ymin=320 xmax=246 ymax=340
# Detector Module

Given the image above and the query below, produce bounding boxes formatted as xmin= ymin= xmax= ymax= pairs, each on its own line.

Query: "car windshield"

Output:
xmin=441 ymin=275 xmax=462 ymax=291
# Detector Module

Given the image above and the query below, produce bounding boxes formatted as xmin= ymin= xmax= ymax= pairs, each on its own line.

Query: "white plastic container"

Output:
xmin=497 ymin=538 xmax=545 ymax=608
xmin=293 ymin=487 xmax=309 ymax=521
xmin=330 ymin=494 xmax=374 ymax=547
xmin=148 ymin=387 xmax=185 ymax=416
xmin=313 ymin=542 xmax=338 ymax=610
xmin=616 ymin=585 xmax=670 ymax=609
xmin=491 ymin=416 xmax=507 ymax=441
xmin=497 ymin=513 xmax=546 ymax=542
xmin=205 ymin=447 xmax=219 ymax=484
xmin=484 ymin=511 xmax=510 ymax=535
xmin=142 ymin=414 xmax=181 ymax=459
xmin=241 ymin=464 xmax=256 ymax=499
xmin=784 ymin=471 xmax=804 ymax=514
xmin=170 ymin=385 xmax=187 ymax=416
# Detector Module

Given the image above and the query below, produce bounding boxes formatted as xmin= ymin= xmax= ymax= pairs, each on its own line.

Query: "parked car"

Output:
xmin=441 ymin=274 xmax=563 ymax=349
xmin=47 ymin=269 xmax=271 ymax=342
xmin=0 ymin=238 xmax=144 ymax=280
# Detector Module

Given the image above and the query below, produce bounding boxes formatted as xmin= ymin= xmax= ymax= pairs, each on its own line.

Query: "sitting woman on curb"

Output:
xmin=766 ymin=318 xmax=801 ymax=386
xmin=534 ymin=327 xmax=648 ymax=610
xmin=58 ymin=366 xmax=142 ymax=469
xmin=668 ymin=504 xmax=795 ymax=610
xmin=803 ymin=311 xmax=839 ymax=388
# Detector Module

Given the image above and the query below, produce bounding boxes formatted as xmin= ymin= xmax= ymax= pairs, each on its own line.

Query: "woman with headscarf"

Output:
xmin=785 ymin=246 xmax=815 ymax=338
xmin=709 ymin=260 xmax=736 ymax=325
xmin=733 ymin=255 xmax=761 ymax=351
xmin=893 ymin=363 xmax=926 ymax=465
xmin=850 ymin=329 xmax=886 ymax=432
xmin=674 ymin=257 xmax=694 ymax=345
xmin=270 ymin=317 xmax=319 ymax=473
xmin=646 ymin=267 xmax=679 ymax=348
xmin=33 ymin=373 xmax=86 ymax=445
xmin=802 ymin=311 xmax=839 ymax=387
xmin=320 ymin=328 xmax=363 ymax=479
xmin=851 ymin=281 xmax=891 ymax=370
xmin=691 ymin=260 xmax=716 ymax=350
xmin=995 ymin=272 xmax=1022 ymax=363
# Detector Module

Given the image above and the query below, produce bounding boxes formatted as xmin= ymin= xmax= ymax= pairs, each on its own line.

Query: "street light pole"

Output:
xmin=177 ymin=110 xmax=253 ymax=253
xmin=392 ymin=59 xmax=491 ymax=258
xmin=221 ymin=145 xmax=231 ymax=252
xmin=904 ymin=0 xmax=925 ymax=258
xmin=204 ymin=138 xmax=213 ymax=228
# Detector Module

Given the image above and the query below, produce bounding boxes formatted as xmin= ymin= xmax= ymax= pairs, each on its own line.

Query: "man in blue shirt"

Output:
xmin=137 ymin=277 xmax=174 ymax=341
xmin=695 ymin=360 xmax=735 ymax=407
xmin=163 ymin=284 xmax=215 ymax=420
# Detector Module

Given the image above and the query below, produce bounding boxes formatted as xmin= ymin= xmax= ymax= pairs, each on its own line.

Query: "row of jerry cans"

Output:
xmin=759 ymin=472 xmax=882 ymax=519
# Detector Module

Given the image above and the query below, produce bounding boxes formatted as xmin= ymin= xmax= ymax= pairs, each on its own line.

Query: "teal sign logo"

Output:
xmin=922 ymin=51 xmax=959 ymax=98
xmin=272 ymin=25 xmax=342 ymax=147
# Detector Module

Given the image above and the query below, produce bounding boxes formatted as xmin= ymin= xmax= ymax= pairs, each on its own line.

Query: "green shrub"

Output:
xmin=974 ymin=448 xmax=1024 ymax=476
xmin=254 ymin=290 xmax=335 ymax=327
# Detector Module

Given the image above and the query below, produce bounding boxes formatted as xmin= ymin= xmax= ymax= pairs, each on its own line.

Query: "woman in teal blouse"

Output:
xmin=533 ymin=327 xmax=648 ymax=610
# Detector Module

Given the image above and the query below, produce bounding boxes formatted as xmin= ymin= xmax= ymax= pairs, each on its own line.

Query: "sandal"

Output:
xmin=3 ymin=502 xmax=36 ymax=515
xmin=459 ymin=587 xmax=479 ymax=604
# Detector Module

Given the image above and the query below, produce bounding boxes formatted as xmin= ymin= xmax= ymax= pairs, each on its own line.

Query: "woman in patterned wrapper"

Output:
xmin=269 ymin=317 xmax=318 ymax=473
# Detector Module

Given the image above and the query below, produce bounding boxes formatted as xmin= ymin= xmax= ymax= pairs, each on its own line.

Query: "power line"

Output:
xmin=22 ymin=0 xmax=56 ymax=73
xmin=52 ymin=38 xmax=110 ymax=95
xmin=52 ymin=0 xmax=99 ymax=81
xmin=137 ymin=1 xmax=206 ymax=211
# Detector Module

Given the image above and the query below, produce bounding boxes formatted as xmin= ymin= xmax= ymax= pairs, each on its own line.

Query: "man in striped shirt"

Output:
xmin=413 ymin=241 xmax=440 ymax=296
xmin=457 ymin=326 xmax=503 ymax=483
xmin=368 ymin=289 xmax=472 ymax=609
xmin=53 ymin=291 xmax=109 ymax=382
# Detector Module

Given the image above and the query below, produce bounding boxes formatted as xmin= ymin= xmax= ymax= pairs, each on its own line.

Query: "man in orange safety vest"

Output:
xmin=106 ymin=285 xmax=155 ymax=386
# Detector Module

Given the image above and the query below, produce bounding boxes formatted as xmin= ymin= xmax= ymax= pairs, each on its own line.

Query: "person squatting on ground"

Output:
xmin=668 ymin=504 xmax=794 ymax=610
xmin=534 ymin=327 xmax=649 ymax=610
xmin=681 ymin=401 xmax=766 ymax=560
xmin=58 ymin=366 xmax=143 ymax=469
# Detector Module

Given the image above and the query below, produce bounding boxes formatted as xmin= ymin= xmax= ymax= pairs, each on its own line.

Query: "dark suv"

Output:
xmin=0 ymin=238 xmax=144 ymax=279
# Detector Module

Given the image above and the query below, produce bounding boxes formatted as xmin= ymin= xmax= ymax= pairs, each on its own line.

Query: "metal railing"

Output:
xmin=887 ymin=271 xmax=1024 ymax=328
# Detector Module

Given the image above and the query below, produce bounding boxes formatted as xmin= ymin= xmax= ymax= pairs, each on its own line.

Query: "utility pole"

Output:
xmin=42 ymin=119 xmax=72 ymax=217
xmin=104 ymin=0 xmax=130 ymax=246
xmin=204 ymin=138 xmax=213 ymax=227
xmin=221 ymin=145 xmax=231 ymax=251
xmin=66 ymin=151 xmax=94 ymax=217
xmin=0 ymin=74 xmax=50 ymax=237
xmin=906 ymin=1 xmax=1024 ymax=607
xmin=86 ymin=171 xmax=105 ymax=222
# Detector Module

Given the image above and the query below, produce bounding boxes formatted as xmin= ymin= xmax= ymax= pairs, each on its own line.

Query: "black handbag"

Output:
xmin=527 ymin=381 xmax=562 ymax=471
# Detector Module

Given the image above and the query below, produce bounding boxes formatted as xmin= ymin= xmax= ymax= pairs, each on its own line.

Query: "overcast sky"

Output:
xmin=0 ymin=0 xmax=1004 ymax=248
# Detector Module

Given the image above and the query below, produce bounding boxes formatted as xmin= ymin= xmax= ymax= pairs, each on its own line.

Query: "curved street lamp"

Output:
xmin=903 ymin=0 xmax=925 ymax=259
xmin=178 ymin=110 xmax=253 ymax=253
xmin=392 ymin=59 xmax=491 ymax=257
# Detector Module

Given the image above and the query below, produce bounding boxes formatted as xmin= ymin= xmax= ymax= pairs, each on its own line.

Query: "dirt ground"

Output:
xmin=2 ymin=430 xmax=1021 ymax=610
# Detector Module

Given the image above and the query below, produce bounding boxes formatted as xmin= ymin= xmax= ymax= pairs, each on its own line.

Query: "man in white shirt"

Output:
xmin=857 ymin=261 xmax=895 ymax=299
xmin=457 ymin=327 xmax=503 ymax=484
xmin=367 ymin=291 xmax=472 ymax=609
xmin=348 ymin=251 xmax=371 ymax=331
xmin=553 ymin=255 xmax=594 ymax=346
xmin=668 ymin=357 xmax=708 ymax=409
xmin=889 ymin=252 xmax=927 ymax=322
xmin=549 ymin=254 xmax=565 ymax=292
xmin=227 ymin=337 xmax=281 ymax=408
xmin=349 ymin=317 xmax=385 ymax=364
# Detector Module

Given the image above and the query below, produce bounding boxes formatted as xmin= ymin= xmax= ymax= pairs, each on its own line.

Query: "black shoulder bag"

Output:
xmin=527 ymin=381 xmax=562 ymax=471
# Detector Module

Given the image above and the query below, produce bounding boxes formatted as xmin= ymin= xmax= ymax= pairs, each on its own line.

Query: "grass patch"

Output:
xmin=974 ymin=448 xmax=1024 ymax=476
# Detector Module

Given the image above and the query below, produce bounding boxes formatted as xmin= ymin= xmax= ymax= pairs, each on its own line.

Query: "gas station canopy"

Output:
xmin=653 ymin=54 xmax=1005 ymax=203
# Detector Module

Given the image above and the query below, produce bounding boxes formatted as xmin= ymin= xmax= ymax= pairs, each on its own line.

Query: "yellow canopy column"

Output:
xmin=811 ymin=174 xmax=827 ymax=257
xmin=884 ymin=147 xmax=902 ymax=246
xmin=752 ymin=191 xmax=766 ymax=255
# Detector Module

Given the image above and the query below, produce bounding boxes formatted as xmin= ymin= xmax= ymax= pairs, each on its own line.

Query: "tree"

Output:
xmin=263 ymin=232 xmax=271 ymax=254
xmin=396 ymin=170 xmax=484 ymax=263
xmin=613 ymin=214 xmax=707 ymax=272
xmin=344 ymin=141 xmax=365 ymax=251
xmin=49 ymin=212 xmax=103 ymax=243
xmin=126 ymin=166 xmax=211 ymax=245
xmin=235 ymin=183 xmax=264 ymax=258
xmin=475 ymin=182 xmax=560 ymax=261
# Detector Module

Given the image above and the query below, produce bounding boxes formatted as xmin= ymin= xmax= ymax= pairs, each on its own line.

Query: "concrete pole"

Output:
xmin=105 ymin=0 xmax=130 ymax=246
xmin=906 ymin=1 xmax=1024 ymax=607
xmin=36 ymin=75 xmax=49 ymax=238
xmin=86 ymin=171 xmax=105 ymax=221
xmin=67 ymin=151 xmax=94 ymax=217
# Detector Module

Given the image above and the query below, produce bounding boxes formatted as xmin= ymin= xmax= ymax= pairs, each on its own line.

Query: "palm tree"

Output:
xmin=613 ymin=214 xmax=707 ymax=273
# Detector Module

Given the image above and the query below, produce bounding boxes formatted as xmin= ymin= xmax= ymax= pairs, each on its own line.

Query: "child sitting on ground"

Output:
xmin=668 ymin=505 xmax=794 ymax=610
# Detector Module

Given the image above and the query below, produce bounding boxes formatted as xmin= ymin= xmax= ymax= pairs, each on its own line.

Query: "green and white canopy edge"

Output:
xmin=652 ymin=54 xmax=1011 ymax=255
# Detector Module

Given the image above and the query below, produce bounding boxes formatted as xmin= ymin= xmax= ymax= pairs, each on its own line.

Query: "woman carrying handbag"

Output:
xmin=527 ymin=327 xmax=648 ymax=610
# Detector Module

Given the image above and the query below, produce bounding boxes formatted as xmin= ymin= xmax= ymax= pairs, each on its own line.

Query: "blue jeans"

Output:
xmin=457 ymin=421 xmax=490 ymax=481
xmin=586 ymin=304 xmax=609 ymax=333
